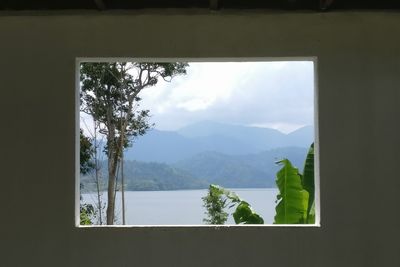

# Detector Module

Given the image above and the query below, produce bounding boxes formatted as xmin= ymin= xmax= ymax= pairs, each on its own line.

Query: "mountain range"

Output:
xmin=124 ymin=121 xmax=313 ymax=163
xmin=82 ymin=121 xmax=314 ymax=191
xmin=81 ymin=147 xmax=308 ymax=191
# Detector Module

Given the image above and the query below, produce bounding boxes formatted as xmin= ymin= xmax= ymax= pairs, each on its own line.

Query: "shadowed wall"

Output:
xmin=0 ymin=11 xmax=399 ymax=267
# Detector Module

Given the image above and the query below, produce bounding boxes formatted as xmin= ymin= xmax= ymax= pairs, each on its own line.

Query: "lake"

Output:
xmin=82 ymin=188 xmax=278 ymax=225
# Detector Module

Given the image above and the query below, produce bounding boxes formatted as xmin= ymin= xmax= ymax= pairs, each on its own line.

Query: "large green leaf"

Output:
xmin=307 ymin=201 xmax=315 ymax=224
xmin=302 ymin=143 xmax=315 ymax=224
xmin=204 ymin=184 xmax=264 ymax=224
xmin=274 ymin=159 xmax=309 ymax=224
xmin=233 ymin=201 xmax=264 ymax=224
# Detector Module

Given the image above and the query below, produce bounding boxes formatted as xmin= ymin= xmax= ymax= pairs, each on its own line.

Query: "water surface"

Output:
xmin=82 ymin=188 xmax=278 ymax=225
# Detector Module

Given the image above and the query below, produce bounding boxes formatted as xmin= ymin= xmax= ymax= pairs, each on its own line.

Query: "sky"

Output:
xmin=138 ymin=61 xmax=314 ymax=134
xmin=80 ymin=61 xmax=314 ymax=135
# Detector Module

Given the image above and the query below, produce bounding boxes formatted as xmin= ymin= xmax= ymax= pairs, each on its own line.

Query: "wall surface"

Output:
xmin=0 ymin=10 xmax=399 ymax=267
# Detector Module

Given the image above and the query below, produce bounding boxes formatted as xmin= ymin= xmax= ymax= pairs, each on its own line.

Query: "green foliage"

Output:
xmin=175 ymin=148 xmax=308 ymax=188
xmin=202 ymin=185 xmax=230 ymax=224
xmin=203 ymin=143 xmax=314 ymax=225
xmin=80 ymin=61 xmax=188 ymax=224
xmin=202 ymin=184 xmax=264 ymax=225
xmin=80 ymin=160 xmax=208 ymax=192
xmin=307 ymin=201 xmax=315 ymax=224
xmin=274 ymin=143 xmax=315 ymax=224
xmin=274 ymin=159 xmax=309 ymax=224
xmin=80 ymin=203 xmax=95 ymax=225
xmin=80 ymin=129 xmax=94 ymax=174
xmin=233 ymin=201 xmax=264 ymax=224
xmin=79 ymin=130 xmax=95 ymax=225
xmin=302 ymin=143 xmax=315 ymax=223
xmin=80 ymin=62 xmax=188 ymax=153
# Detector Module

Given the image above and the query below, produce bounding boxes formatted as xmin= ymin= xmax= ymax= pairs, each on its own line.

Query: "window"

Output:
xmin=77 ymin=58 xmax=319 ymax=227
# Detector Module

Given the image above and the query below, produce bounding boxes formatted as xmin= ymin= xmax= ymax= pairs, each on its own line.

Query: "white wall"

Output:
xmin=0 ymin=11 xmax=399 ymax=267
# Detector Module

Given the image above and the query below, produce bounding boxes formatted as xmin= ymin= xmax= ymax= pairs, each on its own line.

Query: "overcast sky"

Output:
xmin=80 ymin=61 xmax=314 ymax=135
xmin=137 ymin=61 xmax=314 ymax=134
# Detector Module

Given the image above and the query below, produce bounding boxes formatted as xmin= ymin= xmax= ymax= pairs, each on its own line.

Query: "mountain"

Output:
xmin=124 ymin=129 xmax=255 ymax=163
xmin=178 ymin=120 xmax=283 ymax=139
xmin=81 ymin=147 xmax=309 ymax=191
xmin=81 ymin=160 xmax=208 ymax=192
xmin=124 ymin=121 xmax=313 ymax=163
xmin=286 ymin=125 xmax=314 ymax=147
xmin=174 ymin=151 xmax=274 ymax=188
xmin=174 ymin=147 xmax=308 ymax=188
xmin=83 ymin=121 xmax=313 ymax=191
xmin=178 ymin=120 xmax=288 ymax=149
xmin=236 ymin=146 xmax=309 ymax=173
xmin=123 ymin=161 xmax=208 ymax=190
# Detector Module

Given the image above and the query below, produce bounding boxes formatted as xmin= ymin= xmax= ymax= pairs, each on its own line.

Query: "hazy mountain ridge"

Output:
xmin=174 ymin=147 xmax=308 ymax=188
xmin=82 ymin=147 xmax=309 ymax=191
xmin=125 ymin=121 xmax=313 ymax=163
xmin=81 ymin=160 xmax=209 ymax=192
xmin=82 ymin=121 xmax=313 ymax=191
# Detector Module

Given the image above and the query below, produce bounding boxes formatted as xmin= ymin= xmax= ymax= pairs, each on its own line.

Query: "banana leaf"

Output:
xmin=302 ymin=143 xmax=315 ymax=223
xmin=233 ymin=201 xmax=264 ymax=224
xmin=274 ymin=159 xmax=309 ymax=224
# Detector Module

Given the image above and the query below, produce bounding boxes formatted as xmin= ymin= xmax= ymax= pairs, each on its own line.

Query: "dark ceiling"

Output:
xmin=1 ymin=0 xmax=400 ymax=11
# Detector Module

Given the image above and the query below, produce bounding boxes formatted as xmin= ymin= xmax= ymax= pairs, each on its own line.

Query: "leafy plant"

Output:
xmin=274 ymin=143 xmax=315 ymax=224
xmin=80 ymin=129 xmax=94 ymax=175
xmin=79 ymin=130 xmax=95 ymax=225
xmin=202 ymin=184 xmax=264 ymax=225
xmin=302 ymin=143 xmax=315 ymax=223
xmin=274 ymin=159 xmax=309 ymax=224
xmin=80 ymin=203 xmax=95 ymax=225
xmin=233 ymin=201 xmax=264 ymax=224
xmin=202 ymin=184 xmax=230 ymax=224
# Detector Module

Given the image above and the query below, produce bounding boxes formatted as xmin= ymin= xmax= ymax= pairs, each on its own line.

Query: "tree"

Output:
xmin=81 ymin=118 xmax=107 ymax=225
xmin=79 ymin=128 xmax=95 ymax=225
xmin=202 ymin=184 xmax=230 ymax=224
xmin=80 ymin=62 xmax=188 ymax=224
xmin=80 ymin=129 xmax=94 ymax=174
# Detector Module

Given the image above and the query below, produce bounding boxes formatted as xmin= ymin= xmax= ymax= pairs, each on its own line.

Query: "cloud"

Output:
xmin=82 ymin=61 xmax=315 ymax=134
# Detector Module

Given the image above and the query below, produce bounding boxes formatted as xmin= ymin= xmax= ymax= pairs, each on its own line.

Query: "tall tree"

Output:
xmin=80 ymin=62 xmax=188 ymax=224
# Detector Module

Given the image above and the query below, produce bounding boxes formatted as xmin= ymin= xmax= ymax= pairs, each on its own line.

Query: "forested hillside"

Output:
xmin=81 ymin=147 xmax=308 ymax=191
xmin=124 ymin=121 xmax=313 ymax=163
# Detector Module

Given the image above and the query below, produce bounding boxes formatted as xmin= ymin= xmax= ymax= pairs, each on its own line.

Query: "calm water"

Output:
xmin=82 ymin=188 xmax=278 ymax=225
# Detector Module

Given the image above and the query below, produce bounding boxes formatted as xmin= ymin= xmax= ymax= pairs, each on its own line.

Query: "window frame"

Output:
xmin=75 ymin=57 xmax=321 ymax=228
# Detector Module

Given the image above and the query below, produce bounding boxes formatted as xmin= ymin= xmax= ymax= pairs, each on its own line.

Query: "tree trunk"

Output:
xmin=106 ymin=159 xmax=116 ymax=225
xmin=94 ymin=122 xmax=103 ymax=225
xmin=106 ymin=131 xmax=118 ymax=225
xmin=121 ymin=148 xmax=126 ymax=225
xmin=120 ymin=112 xmax=126 ymax=225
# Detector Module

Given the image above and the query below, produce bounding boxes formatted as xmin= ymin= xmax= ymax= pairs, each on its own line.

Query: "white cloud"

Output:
xmin=81 ymin=61 xmax=315 ymax=134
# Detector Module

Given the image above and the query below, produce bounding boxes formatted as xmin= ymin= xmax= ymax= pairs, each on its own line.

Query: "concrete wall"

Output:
xmin=0 ymin=11 xmax=399 ymax=267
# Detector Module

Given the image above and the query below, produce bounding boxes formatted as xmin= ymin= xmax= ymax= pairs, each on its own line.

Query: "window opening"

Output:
xmin=77 ymin=59 xmax=319 ymax=226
